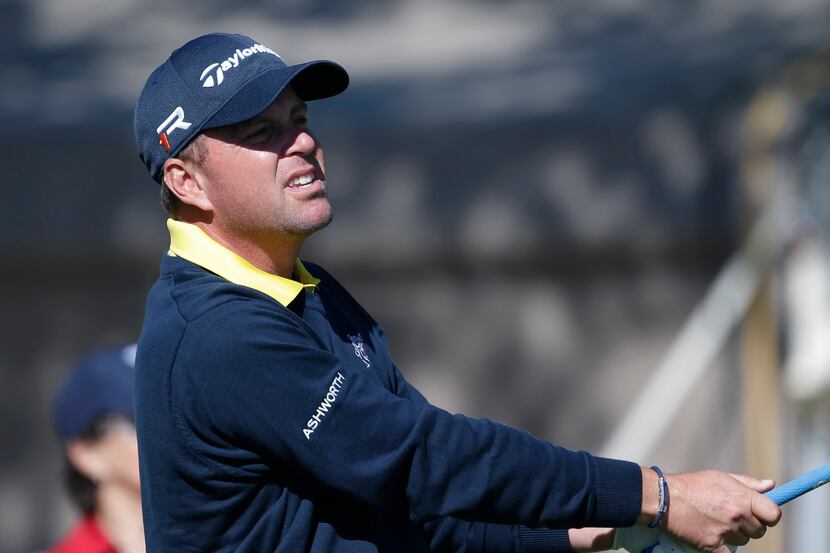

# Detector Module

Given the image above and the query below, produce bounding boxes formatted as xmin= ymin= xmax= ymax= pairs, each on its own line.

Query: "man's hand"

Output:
xmin=649 ymin=470 xmax=781 ymax=551
xmin=650 ymin=531 xmax=736 ymax=553
xmin=611 ymin=525 xmax=660 ymax=551
xmin=566 ymin=527 xmax=616 ymax=552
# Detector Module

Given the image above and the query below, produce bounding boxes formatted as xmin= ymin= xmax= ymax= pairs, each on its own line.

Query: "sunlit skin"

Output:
xmin=163 ymin=86 xmax=331 ymax=279
xmin=566 ymin=469 xmax=780 ymax=552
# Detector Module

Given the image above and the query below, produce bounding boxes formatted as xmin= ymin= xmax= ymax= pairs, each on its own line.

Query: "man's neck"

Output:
xmin=192 ymin=221 xmax=304 ymax=279
xmin=95 ymin=485 xmax=144 ymax=553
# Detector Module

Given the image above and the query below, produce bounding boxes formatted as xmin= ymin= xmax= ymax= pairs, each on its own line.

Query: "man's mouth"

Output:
xmin=287 ymin=172 xmax=316 ymax=188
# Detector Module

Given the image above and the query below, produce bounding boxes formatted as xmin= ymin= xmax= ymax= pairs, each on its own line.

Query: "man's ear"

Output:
xmin=161 ymin=157 xmax=213 ymax=212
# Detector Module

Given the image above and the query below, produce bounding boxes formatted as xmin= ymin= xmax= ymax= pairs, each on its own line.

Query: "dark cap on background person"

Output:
xmin=133 ymin=32 xmax=349 ymax=183
xmin=52 ymin=344 xmax=137 ymax=442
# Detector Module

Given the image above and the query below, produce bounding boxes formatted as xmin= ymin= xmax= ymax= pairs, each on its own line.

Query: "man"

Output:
xmin=49 ymin=344 xmax=144 ymax=553
xmin=132 ymin=33 xmax=780 ymax=552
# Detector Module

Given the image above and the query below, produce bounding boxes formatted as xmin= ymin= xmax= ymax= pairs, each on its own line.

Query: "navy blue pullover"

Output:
xmin=134 ymin=221 xmax=642 ymax=552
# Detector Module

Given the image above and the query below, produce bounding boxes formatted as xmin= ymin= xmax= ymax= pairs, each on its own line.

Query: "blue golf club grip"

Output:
xmin=641 ymin=462 xmax=830 ymax=552
xmin=764 ymin=462 xmax=830 ymax=506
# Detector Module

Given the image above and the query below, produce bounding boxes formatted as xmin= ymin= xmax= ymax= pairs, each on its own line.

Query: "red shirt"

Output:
xmin=49 ymin=516 xmax=117 ymax=553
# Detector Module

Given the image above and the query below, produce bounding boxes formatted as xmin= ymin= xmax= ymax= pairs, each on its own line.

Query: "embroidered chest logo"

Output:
xmin=348 ymin=334 xmax=371 ymax=368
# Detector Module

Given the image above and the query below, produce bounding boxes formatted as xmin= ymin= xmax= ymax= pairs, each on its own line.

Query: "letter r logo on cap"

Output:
xmin=156 ymin=106 xmax=192 ymax=138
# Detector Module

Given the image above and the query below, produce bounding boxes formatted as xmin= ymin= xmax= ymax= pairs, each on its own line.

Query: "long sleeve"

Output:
xmin=172 ymin=299 xmax=642 ymax=531
xmin=391 ymin=362 xmax=576 ymax=553
xmin=423 ymin=518 xmax=574 ymax=553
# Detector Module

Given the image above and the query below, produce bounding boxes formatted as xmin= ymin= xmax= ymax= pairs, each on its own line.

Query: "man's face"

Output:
xmin=195 ymin=86 xmax=331 ymax=239
xmin=68 ymin=415 xmax=141 ymax=496
xmin=94 ymin=417 xmax=142 ymax=494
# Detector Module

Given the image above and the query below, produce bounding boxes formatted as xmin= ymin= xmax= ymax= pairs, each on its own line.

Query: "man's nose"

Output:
xmin=287 ymin=130 xmax=317 ymax=156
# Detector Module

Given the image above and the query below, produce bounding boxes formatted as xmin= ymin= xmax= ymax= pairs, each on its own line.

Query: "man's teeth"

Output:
xmin=288 ymin=174 xmax=315 ymax=187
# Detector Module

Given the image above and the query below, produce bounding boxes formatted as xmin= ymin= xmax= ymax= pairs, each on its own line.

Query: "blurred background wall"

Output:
xmin=2 ymin=0 xmax=830 ymax=551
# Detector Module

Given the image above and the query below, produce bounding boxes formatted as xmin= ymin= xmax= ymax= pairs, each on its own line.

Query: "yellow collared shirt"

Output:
xmin=166 ymin=218 xmax=319 ymax=307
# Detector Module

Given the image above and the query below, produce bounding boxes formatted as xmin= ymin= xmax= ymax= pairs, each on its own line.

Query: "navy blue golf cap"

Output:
xmin=134 ymin=32 xmax=349 ymax=183
xmin=52 ymin=344 xmax=137 ymax=441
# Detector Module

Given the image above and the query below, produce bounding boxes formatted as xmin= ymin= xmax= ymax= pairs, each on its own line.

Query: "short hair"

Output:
xmin=160 ymin=134 xmax=207 ymax=219
xmin=64 ymin=456 xmax=97 ymax=515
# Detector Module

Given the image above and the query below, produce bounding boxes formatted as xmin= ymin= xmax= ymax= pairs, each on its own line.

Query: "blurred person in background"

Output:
xmin=49 ymin=344 xmax=144 ymax=553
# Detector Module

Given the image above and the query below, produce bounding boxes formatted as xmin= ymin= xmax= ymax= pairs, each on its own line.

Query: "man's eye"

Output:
xmin=245 ymin=127 xmax=272 ymax=143
xmin=294 ymin=116 xmax=309 ymax=126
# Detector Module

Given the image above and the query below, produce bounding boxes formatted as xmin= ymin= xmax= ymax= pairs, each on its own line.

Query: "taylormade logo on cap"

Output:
xmin=134 ymin=32 xmax=349 ymax=183
xmin=199 ymin=43 xmax=283 ymax=88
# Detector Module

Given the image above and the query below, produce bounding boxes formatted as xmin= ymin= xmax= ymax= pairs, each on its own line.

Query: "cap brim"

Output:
xmin=204 ymin=60 xmax=348 ymax=130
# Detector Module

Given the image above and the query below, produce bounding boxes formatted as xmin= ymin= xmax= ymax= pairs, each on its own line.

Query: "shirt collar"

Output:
xmin=167 ymin=219 xmax=319 ymax=307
